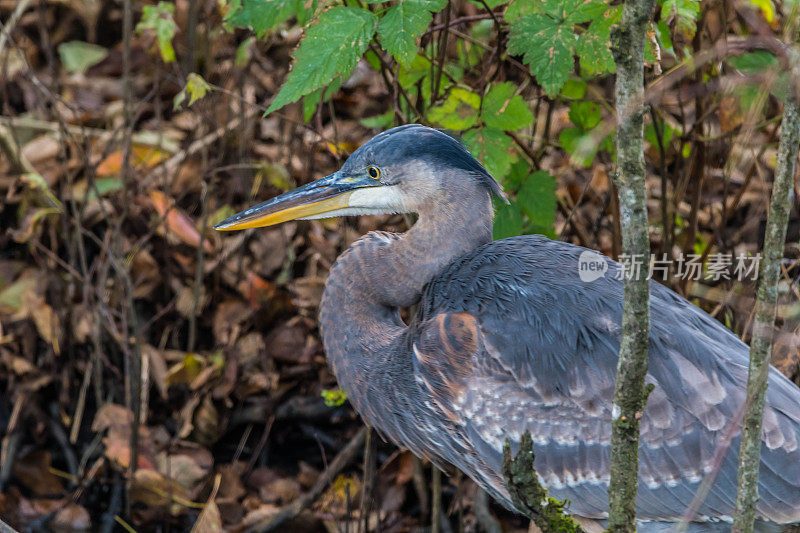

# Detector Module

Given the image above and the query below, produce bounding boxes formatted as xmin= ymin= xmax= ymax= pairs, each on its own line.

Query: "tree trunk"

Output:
xmin=733 ymin=93 xmax=800 ymax=533
xmin=607 ymin=0 xmax=657 ymax=531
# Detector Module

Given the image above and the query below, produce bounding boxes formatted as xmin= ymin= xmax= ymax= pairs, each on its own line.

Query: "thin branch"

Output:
xmin=242 ymin=427 xmax=366 ymax=533
xmin=0 ymin=0 xmax=33 ymax=58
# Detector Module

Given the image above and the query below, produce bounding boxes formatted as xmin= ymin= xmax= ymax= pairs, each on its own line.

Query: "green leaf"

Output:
xmin=559 ymin=0 xmax=607 ymax=24
xmin=235 ymin=37 xmax=256 ymax=67
xmin=462 ymin=127 xmax=516 ymax=179
xmin=173 ymin=73 xmax=213 ymax=109
xmin=508 ymin=12 xmax=574 ymax=97
xmin=301 ymin=79 xmax=342 ymax=122
xmin=559 ymin=127 xmax=596 ymax=167
xmin=428 ymin=88 xmax=480 ymax=130
xmin=645 ymin=122 xmax=675 ymax=148
xmin=656 ymin=20 xmax=674 ymax=57
xmin=58 ymin=41 xmax=108 ymax=74
xmin=361 ymin=110 xmax=395 ymax=129
xmin=576 ymin=5 xmax=620 ymax=75
xmin=517 ymin=170 xmax=557 ymax=236
xmin=660 ymin=0 xmax=700 ymax=35
xmin=504 ymin=0 xmax=539 ymax=22
xmin=378 ymin=2 xmax=432 ymax=68
xmin=398 ymin=54 xmax=432 ymax=102
xmin=482 ymin=82 xmax=534 ymax=131
xmin=467 ymin=0 xmax=506 ymax=7
xmin=568 ymin=101 xmax=601 ymax=130
xmin=321 ymin=388 xmax=348 ymax=407
xmin=727 ymin=51 xmax=778 ymax=73
xmin=502 ymin=159 xmax=530 ymax=193
xmin=186 ymin=73 xmax=212 ymax=106
xmin=136 ymin=2 xmax=177 ymax=63
xmin=560 ymin=79 xmax=586 ymax=99
xmin=493 ymin=200 xmax=525 ymax=240
xmin=267 ymin=7 xmax=377 ymax=114
xmin=226 ymin=0 xmax=300 ymax=37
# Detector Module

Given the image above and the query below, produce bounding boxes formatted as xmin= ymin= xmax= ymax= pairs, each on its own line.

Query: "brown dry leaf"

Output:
xmin=719 ymin=95 xmax=744 ymax=133
xmin=396 ymin=452 xmax=415 ymax=486
xmin=143 ymin=344 xmax=169 ymax=400
xmin=212 ymin=300 xmax=252 ymax=346
xmin=131 ymin=468 xmax=191 ymax=507
xmin=265 ymin=322 xmax=308 ymax=363
xmin=71 ymin=304 xmax=95 ymax=343
xmin=22 ymin=135 xmax=61 ymax=165
xmin=189 ymin=360 xmax=222 ymax=391
xmin=191 ymin=395 xmax=222 ymax=446
xmin=260 ymin=477 xmax=302 ymax=505
xmin=177 ymin=285 xmax=207 ymax=318
xmin=130 ymin=248 xmax=161 ymax=298
xmin=234 ymin=504 xmax=281 ymax=533
xmin=12 ymin=450 xmax=64 ymax=496
xmin=24 ymin=291 xmax=62 ymax=354
xmin=94 ymin=404 xmax=157 ymax=470
xmin=103 ymin=425 xmax=134 ymax=469
xmin=191 ymin=498 xmax=222 ymax=533
xmin=236 ymin=272 xmax=277 ymax=309
xmin=234 ymin=332 xmax=266 ymax=367
xmin=289 ymin=276 xmax=325 ymax=310
xmin=96 ymin=145 xmax=170 ymax=176
xmin=216 ymin=463 xmax=247 ymax=502
xmin=296 ymin=462 xmax=319 ymax=490
xmin=149 ymin=190 xmax=214 ymax=253
xmin=92 ymin=403 xmax=134 ymax=431
xmin=317 ymin=474 xmax=361 ymax=514
xmin=52 ymin=503 xmax=92 ymax=532
xmin=1 ymin=350 xmax=36 ymax=375
xmin=178 ymin=395 xmax=202 ymax=439
xmin=156 ymin=452 xmax=211 ymax=493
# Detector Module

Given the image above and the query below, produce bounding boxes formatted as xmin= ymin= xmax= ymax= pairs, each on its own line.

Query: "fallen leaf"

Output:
xmin=58 ymin=41 xmax=107 ymax=73
xmin=131 ymin=468 xmax=191 ymax=507
xmin=12 ymin=450 xmax=63 ymax=496
xmin=264 ymin=322 xmax=308 ymax=363
xmin=24 ymin=291 xmax=61 ymax=354
xmin=52 ymin=503 xmax=92 ymax=531
xmin=92 ymin=404 xmax=134 ymax=431
xmin=97 ymin=145 xmax=170 ymax=176
xmin=149 ymin=190 xmax=214 ymax=253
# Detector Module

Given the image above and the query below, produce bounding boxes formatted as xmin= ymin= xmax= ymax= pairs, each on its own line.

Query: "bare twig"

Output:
xmin=0 ymin=0 xmax=33 ymax=58
xmin=243 ymin=427 xmax=366 ymax=533
xmin=431 ymin=467 xmax=442 ymax=533
xmin=474 ymin=489 xmax=502 ymax=533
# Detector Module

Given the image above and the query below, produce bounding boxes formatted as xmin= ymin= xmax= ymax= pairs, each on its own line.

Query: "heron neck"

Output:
xmin=319 ymin=186 xmax=493 ymax=429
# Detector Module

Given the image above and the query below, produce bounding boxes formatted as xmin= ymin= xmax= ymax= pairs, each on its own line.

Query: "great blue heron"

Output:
xmin=215 ymin=125 xmax=800 ymax=531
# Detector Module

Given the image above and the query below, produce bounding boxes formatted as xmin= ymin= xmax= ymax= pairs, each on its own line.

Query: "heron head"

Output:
xmin=213 ymin=125 xmax=504 ymax=231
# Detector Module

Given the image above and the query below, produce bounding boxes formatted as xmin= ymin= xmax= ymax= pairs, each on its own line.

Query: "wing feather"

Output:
xmin=411 ymin=235 xmax=800 ymax=523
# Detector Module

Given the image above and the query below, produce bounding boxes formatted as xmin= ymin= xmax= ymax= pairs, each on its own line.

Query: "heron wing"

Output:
xmin=411 ymin=235 xmax=800 ymax=522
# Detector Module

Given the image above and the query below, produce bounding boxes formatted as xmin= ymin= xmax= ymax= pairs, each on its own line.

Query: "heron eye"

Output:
xmin=367 ymin=166 xmax=381 ymax=180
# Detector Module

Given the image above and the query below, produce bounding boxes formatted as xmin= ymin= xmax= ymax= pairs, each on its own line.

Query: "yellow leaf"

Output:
xmin=748 ymin=0 xmax=774 ymax=23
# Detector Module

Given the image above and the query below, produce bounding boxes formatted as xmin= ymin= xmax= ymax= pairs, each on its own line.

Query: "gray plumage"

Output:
xmin=224 ymin=125 xmax=800 ymax=530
